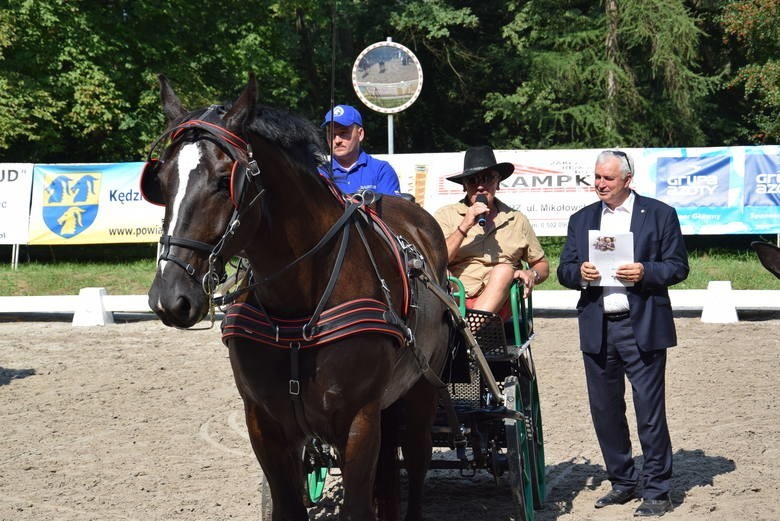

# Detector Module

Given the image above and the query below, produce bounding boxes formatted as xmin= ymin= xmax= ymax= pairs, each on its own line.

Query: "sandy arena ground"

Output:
xmin=1 ymin=313 xmax=778 ymax=520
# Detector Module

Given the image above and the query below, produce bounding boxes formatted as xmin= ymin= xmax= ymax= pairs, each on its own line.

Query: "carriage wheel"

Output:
xmin=525 ymin=376 xmax=546 ymax=508
xmin=305 ymin=465 xmax=328 ymax=505
xmin=259 ymin=472 xmax=273 ymax=521
xmin=503 ymin=376 xmax=534 ymax=521
xmin=303 ymin=439 xmax=332 ymax=506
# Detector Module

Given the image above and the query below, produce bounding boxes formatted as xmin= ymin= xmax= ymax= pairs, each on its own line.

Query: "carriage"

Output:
xmin=141 ymin=74 xmax=545 ymax=521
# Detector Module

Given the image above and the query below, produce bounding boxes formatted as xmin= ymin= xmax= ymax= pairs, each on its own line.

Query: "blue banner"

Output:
xmin=6 ymin=146 xmax=778 ymax=245
xmin=640 ymin=146 xmax=780 ymax=235
xmin=743 ymin=152 xmax=780 ymax=207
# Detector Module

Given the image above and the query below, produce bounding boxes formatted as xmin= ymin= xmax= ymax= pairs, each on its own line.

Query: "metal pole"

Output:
xmin=388 ymin=114 xmax=394 ymax=154
xmin=386 ymin=36 xmax=394 ymax=155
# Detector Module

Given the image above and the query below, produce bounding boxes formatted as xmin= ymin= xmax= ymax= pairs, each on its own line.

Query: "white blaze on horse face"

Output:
xmin=160 ymin=142 xmax=202 ymax=276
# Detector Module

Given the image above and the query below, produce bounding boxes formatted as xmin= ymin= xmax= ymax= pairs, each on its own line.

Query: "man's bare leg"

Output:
xmin=471 ymin=263 xmax=514 ymax=313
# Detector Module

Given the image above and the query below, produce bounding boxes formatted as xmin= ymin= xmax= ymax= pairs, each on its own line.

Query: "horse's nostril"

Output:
xmin=173 ymin=295 xmax=192 ymax=316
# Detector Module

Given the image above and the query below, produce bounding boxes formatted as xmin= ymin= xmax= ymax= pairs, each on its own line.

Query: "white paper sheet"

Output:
xmin=588 ymin=231 xmax=634 ymax=287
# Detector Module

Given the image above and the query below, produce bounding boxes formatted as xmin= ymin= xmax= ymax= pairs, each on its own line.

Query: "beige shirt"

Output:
xmin=434 ymin=198 xmax=545 ymax=298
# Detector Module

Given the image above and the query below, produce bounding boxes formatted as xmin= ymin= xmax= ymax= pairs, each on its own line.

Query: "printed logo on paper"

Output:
xmin=42 ymin=172 xmax=101 ymax=238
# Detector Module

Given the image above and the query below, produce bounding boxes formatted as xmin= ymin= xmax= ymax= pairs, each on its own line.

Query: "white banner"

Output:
xmin=0 ymin=163 xmax=33 ymax=244
xmin=378 ymin=149 xmax=622 ymax=236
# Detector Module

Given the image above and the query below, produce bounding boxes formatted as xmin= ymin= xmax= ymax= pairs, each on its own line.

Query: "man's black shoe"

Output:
xmin=634 ymin=497 xmax=672 ymax=517
xmin=594 ymin=487 xmax=636 ymax=508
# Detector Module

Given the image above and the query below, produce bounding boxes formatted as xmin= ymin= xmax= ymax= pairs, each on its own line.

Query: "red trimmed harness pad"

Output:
xmin=221 ymin=298 xmax=406 ymax=349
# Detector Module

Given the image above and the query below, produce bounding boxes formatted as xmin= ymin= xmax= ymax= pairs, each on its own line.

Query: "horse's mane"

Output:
xmin=169 ymin=101 xmax=328 ymax=183
xmin=225 ymin=102 xmax=328 ymax=176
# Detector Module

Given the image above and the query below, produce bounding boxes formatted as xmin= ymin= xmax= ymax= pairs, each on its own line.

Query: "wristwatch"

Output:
xmin=531 ymin=269 xmax=540 ymax=283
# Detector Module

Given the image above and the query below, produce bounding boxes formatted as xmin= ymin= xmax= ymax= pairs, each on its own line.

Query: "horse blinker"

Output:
xmin=140 ymin=159 xmax=166 ymax=206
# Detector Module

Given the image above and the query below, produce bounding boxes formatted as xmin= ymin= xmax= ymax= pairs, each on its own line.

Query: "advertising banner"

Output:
xmin=28 ymin=163 xmax=164 ymax=245
xmin=12 ymin=145 xmax=779 ymax=246
xmin=644 ymin=146 xmax=780 ymax=234
xmin=378 ymin=149 xmax=600 ymax=236
xmin=379 ymin=145 xmax=780 ymax=236
xmin=0 ymin=163 xmax=33 ymax=245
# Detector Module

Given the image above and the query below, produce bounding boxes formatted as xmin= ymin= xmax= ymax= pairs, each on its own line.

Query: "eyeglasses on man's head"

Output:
xmin=607 ymin=150 xmax=633 ymax=174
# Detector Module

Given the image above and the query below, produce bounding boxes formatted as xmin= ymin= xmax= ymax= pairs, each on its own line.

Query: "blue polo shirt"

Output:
xmin=319 ymin=150 xmax=400 ymax=195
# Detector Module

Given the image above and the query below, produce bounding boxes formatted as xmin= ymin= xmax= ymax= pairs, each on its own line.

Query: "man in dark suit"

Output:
xmin=557 ymin=150 xmax=689 ymax=517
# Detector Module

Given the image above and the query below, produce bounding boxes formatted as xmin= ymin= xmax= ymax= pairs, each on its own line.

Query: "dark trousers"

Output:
xmin=582 ymin=316 xmax=672 ymax=499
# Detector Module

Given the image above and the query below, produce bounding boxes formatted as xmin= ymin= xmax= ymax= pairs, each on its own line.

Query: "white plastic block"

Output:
xmin=700 ymin=281 xmax=739 ymax=323
xmin=72 ymin=287 xmax=115 ymax=326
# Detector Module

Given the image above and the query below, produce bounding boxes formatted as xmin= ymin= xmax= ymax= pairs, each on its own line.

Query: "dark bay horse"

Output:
xmin=142 ymin=74 xmax=452 ymax=521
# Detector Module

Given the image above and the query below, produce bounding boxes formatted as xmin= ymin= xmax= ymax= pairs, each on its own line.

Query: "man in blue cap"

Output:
xmin=319 ymin=104 xmax=401 ymax=195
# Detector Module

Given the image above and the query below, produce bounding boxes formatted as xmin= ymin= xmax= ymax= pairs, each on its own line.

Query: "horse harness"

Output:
xmin=217 ymin=186 xmax=450 ymax=437
xmin=222 ymin=188 xmax=444 ymax=360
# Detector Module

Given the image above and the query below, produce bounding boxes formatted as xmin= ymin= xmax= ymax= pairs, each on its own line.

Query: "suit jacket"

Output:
xmin=557 ymin=192 xmax=689 ymax=353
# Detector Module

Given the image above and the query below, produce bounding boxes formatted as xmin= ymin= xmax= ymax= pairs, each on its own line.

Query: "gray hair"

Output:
xmin=596 ymin=150 xmax=634 ymax=179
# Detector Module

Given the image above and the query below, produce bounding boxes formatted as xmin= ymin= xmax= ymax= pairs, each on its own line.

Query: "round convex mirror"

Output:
xmin=352 ymin=41 xmax=423 ymax=114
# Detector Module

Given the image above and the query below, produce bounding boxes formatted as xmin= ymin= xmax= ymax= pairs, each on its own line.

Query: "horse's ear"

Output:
xmin=223 ymin=72 xmax=257 ymax=132
xmin=158 ymin=74 xmax=187 ymax=125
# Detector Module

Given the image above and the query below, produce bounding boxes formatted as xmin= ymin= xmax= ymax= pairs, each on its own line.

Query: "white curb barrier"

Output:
xmin=700 ymin=281 xmax=739 ymax=324
xmin=72 ymin=287 xmax=115 ymax=326
xmin=1 ymin=287 xmax=777 ymax=325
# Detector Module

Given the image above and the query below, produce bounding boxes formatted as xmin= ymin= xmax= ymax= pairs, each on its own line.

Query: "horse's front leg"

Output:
xmin=399 ymin=379 xmax=439 ymax=521
xmin=243 ymin=401 xmax=308 ymax=521
xmin=340 ymin=400 xmax=383 ymax=521
xmin=375 ymin=403 xmax=402 ymax=521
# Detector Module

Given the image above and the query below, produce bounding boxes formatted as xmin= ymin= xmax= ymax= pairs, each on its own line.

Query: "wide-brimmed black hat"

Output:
xmin=446 ymin=145 xmax=515 ymax=184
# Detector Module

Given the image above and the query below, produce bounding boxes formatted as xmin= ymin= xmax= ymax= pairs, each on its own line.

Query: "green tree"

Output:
xmin=0 ymin=0 xmax=772 ymax=160
xmin=484 ymin=0 xmax=716 ymax=148
xmin=720 ymin=0 xmax=780 ymax=143
xmin=389 ymin=0 xmax=485 ymax=151
xmin=0 ymin=0 xmax=332 ymax=162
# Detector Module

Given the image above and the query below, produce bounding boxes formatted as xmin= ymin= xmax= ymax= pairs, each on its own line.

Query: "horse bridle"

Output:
xmin=141 ymin=106 xmax=266 ymax=310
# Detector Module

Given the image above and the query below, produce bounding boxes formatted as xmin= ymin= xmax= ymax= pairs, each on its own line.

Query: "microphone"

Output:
xmin=475 ymin=194 xmax=488 ymax=227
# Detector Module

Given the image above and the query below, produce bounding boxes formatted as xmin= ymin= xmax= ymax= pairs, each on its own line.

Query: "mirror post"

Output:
xmin=386 ymin=37 xmax=394 ymax=155
xmin=388 ymin=114 xmax=394 ymax=154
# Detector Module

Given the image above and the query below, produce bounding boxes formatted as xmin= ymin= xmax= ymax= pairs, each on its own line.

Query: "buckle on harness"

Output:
xmin=289 ymin=341 xmax=301 ymax=396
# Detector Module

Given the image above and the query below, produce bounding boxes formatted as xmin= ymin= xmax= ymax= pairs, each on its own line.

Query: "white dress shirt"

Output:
xmin=599 ymin=191 xmax=635 ymax=313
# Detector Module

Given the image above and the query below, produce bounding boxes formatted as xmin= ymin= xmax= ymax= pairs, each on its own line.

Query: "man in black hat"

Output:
xmin=434 ymin=145 xmax=549 ymax=317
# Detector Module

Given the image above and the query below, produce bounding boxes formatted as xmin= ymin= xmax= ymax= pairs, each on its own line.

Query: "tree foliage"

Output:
xmin=0 ymin=0 xmax=775 ymax=163
xmin=720 ymin=0 xmax=780 ymax=142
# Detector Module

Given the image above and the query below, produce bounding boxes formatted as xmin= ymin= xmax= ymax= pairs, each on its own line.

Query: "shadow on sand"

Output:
xmin=538 ymin=448 xmax=736 ymax=518
xmin=0 ymin=366 xmax=36 ymax=386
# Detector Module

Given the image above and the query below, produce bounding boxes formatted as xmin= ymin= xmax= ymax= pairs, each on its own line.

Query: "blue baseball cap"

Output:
xmin=321 ymin=105 xmax=363 ymax=128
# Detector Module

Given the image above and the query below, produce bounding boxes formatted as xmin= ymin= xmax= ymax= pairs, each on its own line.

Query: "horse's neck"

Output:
xmin=243 ymin=164 xmax=347 ymax=315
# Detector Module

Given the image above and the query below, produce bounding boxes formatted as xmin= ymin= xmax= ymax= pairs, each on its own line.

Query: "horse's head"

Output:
xmin=143 ymin=74 xmax=263 ymax=328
